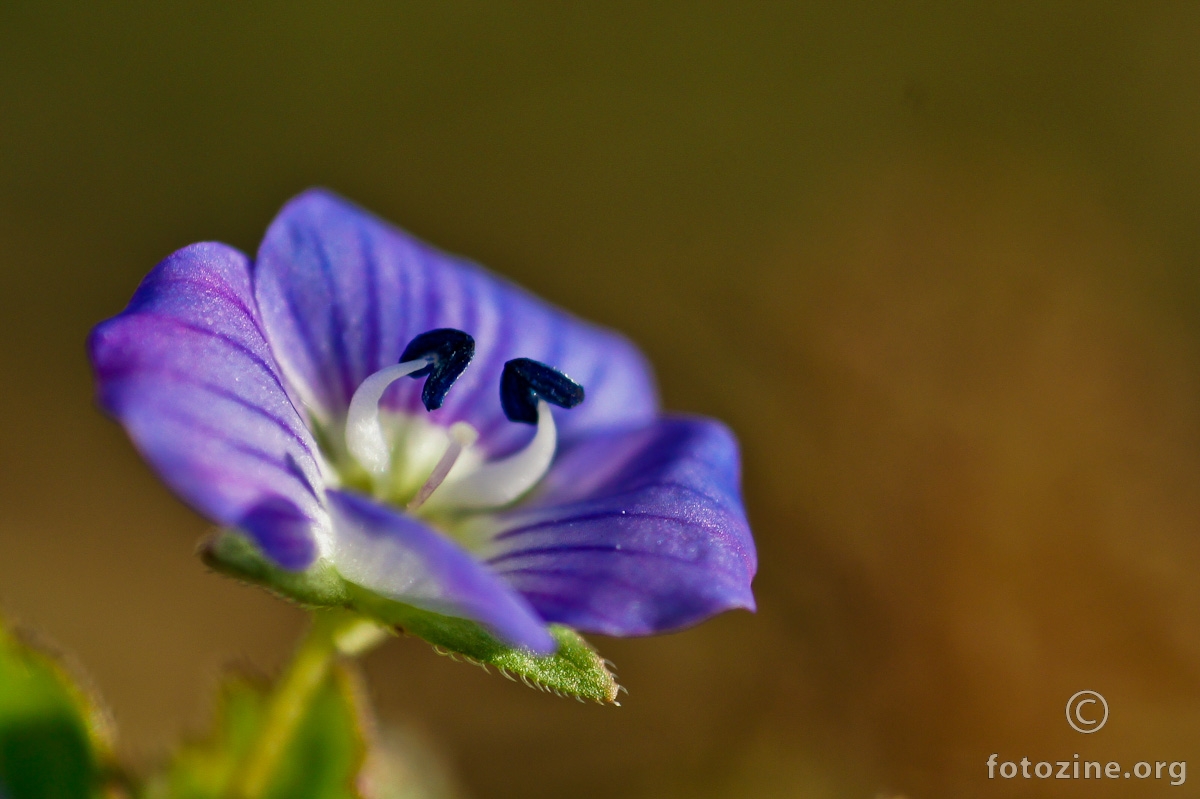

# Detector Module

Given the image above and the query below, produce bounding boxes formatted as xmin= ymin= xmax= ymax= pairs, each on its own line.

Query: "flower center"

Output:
xmin=341 ymin=332 xmax=584 ymax=516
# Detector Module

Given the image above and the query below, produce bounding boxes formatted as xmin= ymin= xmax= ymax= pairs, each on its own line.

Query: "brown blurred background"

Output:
xmin=5 ymin=2 xmax=1200 ymax=797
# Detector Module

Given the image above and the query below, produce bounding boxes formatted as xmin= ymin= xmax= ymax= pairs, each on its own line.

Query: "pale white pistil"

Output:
xmin=407 ymin=421 xmax=478 ymax=511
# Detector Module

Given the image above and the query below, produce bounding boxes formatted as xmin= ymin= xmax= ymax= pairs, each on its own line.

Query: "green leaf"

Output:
xmin=142 ymin=675 xmax=262 ymax=798
xmin=145 ymin=665 xmax=367 ymax=799
xmin=0 ymin=622 xmax=113 ymax=799
xmin=202 ymin=531 xmax=621 ymax=703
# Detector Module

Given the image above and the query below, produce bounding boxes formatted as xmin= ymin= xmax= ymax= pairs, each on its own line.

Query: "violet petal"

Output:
xmin=88 ymin=243 xmax=326 ymax=568
xmin=326 ymin=489 xmax=555 ymax=654
xmin=253 ymin=189 xmax=658 ymax=456
xmin=481 ymin=417 xmax=757 ymax=636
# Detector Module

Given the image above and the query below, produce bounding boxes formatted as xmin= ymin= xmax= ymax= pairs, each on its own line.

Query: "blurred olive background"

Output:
xmin=5 ymin=2 xmax=1200 ymax=797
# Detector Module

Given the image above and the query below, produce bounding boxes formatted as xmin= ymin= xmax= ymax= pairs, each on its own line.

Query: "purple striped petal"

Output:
xmin=325 ymin=489 xmax=555 ymax=654
xmin=480 ymin=417 xmax=757 ymax=636
xmin=88 ymin=243 xmax=327 ymax=568
xmin=237 ymin=496 xmax=320 ymax=571
xmin=253 ymin=189 xmax=658 ymax=456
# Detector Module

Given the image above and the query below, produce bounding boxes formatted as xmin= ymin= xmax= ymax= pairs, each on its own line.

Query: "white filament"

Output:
xmin=407 ymin=422 xmax=479 ymax=511
xmin=345 ymin=359 xmax=428 ymax=475
xmin=346 ymin=365 xmax=561 ymax=512
xmin=425 ymin=400 xmax=557 ymax=510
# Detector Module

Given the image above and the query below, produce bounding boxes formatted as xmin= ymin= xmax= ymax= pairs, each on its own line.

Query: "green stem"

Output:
xmin=232 ymin=609 xmax=387 ymax=799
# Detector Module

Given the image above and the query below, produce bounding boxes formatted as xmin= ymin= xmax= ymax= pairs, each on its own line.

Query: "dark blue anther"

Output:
xmin=399 ymin=328 xmax=475 ymax=411
xmin=500 ymin=358 xmax=585 ymax=424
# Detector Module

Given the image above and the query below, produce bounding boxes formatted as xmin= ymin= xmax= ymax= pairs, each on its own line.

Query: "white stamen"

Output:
xmin=407 ymin=422 xmax=479 ymax=511
xmin=345 ymin=359 xmax=428 ymax=475
xmin=427 ymin=400 xmax=558 ymax=510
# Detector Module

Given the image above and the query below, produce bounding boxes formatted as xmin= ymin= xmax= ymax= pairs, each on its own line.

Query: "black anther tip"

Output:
xmin=500 ymin=358 xmax=585 ymax=424
xmin=399 ymin=328 xmax=475 ymax=411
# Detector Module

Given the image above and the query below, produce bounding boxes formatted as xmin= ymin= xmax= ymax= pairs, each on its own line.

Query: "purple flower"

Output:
xmin=89 ymin=190 xmax=756 ymax=656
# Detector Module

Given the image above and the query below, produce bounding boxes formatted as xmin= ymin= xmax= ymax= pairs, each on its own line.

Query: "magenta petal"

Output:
xmin=88 ymin=243 xmax=325 ymax=568
xmin=325 ymin=490 xmax=555 ymax=654
xmin=253 ymin=189 xmax=658 ymax=457
xmin=481 ymin=418 xmax=757 ymax=636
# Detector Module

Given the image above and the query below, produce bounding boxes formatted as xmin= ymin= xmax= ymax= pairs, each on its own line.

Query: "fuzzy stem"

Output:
xmin=233 ymin=609 xmax=387 ymax=798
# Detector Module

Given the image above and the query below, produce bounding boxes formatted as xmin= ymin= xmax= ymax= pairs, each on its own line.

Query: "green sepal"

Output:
xmin=0 ymin=619 xmax=116 ymax=799
xmin=201 ymin=530 xmax=350 ymax=607
xmin=143 ymin=665 xmax=366 ymax=799
xmin=202 ymin=530 xmax=621 ymax=703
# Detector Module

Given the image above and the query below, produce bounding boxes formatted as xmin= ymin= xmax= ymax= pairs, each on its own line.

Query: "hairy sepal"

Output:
xmin=203 ymin=530 xmax=621 ymax=703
